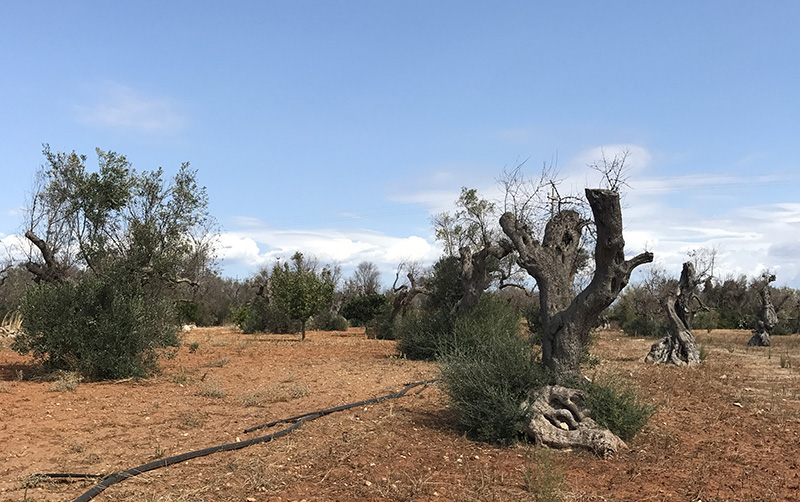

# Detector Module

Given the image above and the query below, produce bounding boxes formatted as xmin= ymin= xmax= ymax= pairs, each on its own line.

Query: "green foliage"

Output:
xmin=692 ymin=309 xmax=719 ymax=332
xmin=439 ymin=296 xmax=551 ymax=444
xmin=340 ymin=293 xmax=389 ymax=327
xmin=620 ymin=315 xmax=665 ymax=338
xmin=14 ymin=146 xmax=216 ymax=380
xmin=232 ymin=306 xmax=251 ymax=330
xmin=13 ymin=272 xmax=179 ymax=380
xmin=269 ymin=252 xmax=335 ymax=338
xmin=395 ymin=308 xmax=455 ymax=361
xmin=525 ymin=299 xmax=542 ymax=343
xmin=235 ymin=296 xmax=297 ymax=334
xmin=310 ymin=309 xmax=349 ymax=331
xmin=394 ymin=256 xmax=468 ymax=358
xmin=583 ymin=375 xmax=656 ymax=441
xmin=425 ymin=256 xmax=466 ymax=311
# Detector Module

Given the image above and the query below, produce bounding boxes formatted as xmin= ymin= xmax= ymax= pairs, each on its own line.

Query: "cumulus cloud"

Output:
xmin=75 ymin=83 xmax=186 ymax=133
xmin=216 ymin=222 xmax=441 ymax=282
xmin=0 ymin=233 xmax=29 ymax=262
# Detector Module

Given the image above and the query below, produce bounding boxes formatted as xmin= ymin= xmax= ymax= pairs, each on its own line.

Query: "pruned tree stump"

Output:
xmin=747 ymin=321 xmax=771 ymax=347
xmin=646 ymin=263 xmax=701 ymax=366
xmin=522 ymin=385 xmax=625 ymax=458
xmin=646 ymin=331 xmax=700 ymax=366
xmin=748 ymin=274 xmax=777 ymax=347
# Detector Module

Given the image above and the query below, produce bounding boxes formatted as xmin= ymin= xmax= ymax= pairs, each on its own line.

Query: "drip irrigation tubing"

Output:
xmin=63 ymin=378 xmax=438 ymax=502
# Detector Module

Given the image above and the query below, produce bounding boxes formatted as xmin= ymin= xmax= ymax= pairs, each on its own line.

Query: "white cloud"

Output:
xmin=75 ymin=83 xmax=186 ymax=133
xmin=0 ymin=233 xmax=29 ymax=262
xmin=216 ymin=222 xmax=441 ymax=282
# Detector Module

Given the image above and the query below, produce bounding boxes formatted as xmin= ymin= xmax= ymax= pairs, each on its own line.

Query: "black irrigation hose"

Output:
xmin=67 ymin=378 xmax=438 ymax=502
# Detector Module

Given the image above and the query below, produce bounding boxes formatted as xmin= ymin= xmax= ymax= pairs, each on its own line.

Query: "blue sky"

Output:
xmin=1 ymin=1 xmax=799 ymax=287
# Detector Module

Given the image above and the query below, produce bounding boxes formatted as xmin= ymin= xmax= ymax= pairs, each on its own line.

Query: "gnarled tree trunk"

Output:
xmin=646 ymin=262 xmax=701 ymax=366
xmin=522 ymin=385 xmax=626 ymax=457
xmin=501 ymin=188 xmax=653 ymax=382
xmin=454 ymin=242 xmax=512 ymax=315
xmin=748 ymin=273 xmax=777 ymax=347
xmin=501 ymin=188 xmax=652 ymax=456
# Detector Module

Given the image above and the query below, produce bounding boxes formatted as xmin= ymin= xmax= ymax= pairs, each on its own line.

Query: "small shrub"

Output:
xmin=699 ymin=344 xmax=709 ymax=361
xmin=583 ymin=375 xmax=656 ymax=441
xmin=188 ymin=341 xmax=200 ymax=353
xmin=341 ymin=294 xmax=390 ymax=328
xmin=439 ymin=296 xmax=551 ymax=444
xmin=396 ymin=308 xmax=454 ymax=361
xmin=693 ymin=310 xmax=719 ymax=332
xmin=236 ymin=297 xmax=297 ymax=334
xmin=13 ymin=273 xmax=179 ymax=380
xmin=178 ymin=411 xmax=208 ymax=429
xmin=204 ymin=357 xmax=229 ymax=368
xmin=620 ymin=315 xmax=665 ymax=338
xmin=523 ymin=446 xmax=565 ymax=502
xmin=310 ymin=309 xmax=349 ymax=331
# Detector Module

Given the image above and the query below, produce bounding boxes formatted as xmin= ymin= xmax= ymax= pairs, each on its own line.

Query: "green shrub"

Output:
xmin=310 ymin=309 xmax=349 ymax=331
xmin=340 ymin=294 xmax=389 ymax=327
xmin=692 ymin=309 xmax=719 ymax=332
xmin=13 ymin=273 xmax=179 ymax=380
xmin=236 ymin=296 xmax=297 ymax=334
xmin=396 ymin=308 xmax=455 ymax=360
xmin=619 ymin=315 xmax=665 ymax=338
xmin=583 ymin=375 xmax=656 ymax=441
xmin=439 ymin=296 xmax=551 ymax=444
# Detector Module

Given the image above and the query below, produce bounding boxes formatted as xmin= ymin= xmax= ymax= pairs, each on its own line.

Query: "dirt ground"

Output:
xmin=1 ymin=326 xmax=799 ymax=502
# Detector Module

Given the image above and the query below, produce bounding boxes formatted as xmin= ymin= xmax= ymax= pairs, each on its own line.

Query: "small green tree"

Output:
xmin=341 ymin=293 xmax=389 ymax=334
xmin=269 ymin=252 xmax=335 ymax=340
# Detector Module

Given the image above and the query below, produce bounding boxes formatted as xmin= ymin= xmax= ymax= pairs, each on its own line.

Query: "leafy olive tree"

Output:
xmin=12 ymin=145 xmax=216 ymax=378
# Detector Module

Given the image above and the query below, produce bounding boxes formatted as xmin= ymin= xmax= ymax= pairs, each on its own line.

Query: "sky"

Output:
xmin=1 ymin=1 xmax=799 ymax=288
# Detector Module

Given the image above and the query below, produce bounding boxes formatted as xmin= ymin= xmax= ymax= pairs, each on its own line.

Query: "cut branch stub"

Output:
xmin=522 ymin=385 xmax=626 ymax=458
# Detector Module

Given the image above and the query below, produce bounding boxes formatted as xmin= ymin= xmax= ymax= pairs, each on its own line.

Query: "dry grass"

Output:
xmin=47 ymin=371 xmax=82 ymax=392
xmin=195 ymin=378 xmax=227 ymax=398
xmin=239 ymin=383 xmax=310 ymax=407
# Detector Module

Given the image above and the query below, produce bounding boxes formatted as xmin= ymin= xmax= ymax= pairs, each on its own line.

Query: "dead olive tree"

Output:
xmin=748 ymin=273 xmax=778 ymax=346
xmin=501 ymin=188 xmax=653 ymax=381
xmin=499 ymin=155 xmax=652 ymax=456
xmin=645 ymin=262 xmax=702 ymax=366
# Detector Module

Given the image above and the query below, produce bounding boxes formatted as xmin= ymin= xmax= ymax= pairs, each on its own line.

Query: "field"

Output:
xmin=2 ymin=327 xmax=800 ymax=502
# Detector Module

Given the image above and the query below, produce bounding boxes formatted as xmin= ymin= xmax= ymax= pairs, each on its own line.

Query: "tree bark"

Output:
xmin=388 ymin=272 xmax=429 ymax=322
xmin=454 ymin=241 xmax=512 ymax=315
xmin=522 ymin=385 xmax=626 ymax=457
xmin=748 ymin=274 xmax=777 ymax=346
xmin=24 ymin=230 xmax=65 ymax=283
xmin=501 ymin=188 xmax=653 ymax=382
xmin=646 ymin=262 xmax=701 ymax=366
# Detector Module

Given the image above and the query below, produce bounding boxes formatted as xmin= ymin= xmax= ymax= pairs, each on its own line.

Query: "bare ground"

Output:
xmin=1 ymin=327 xmax=799 ymax=502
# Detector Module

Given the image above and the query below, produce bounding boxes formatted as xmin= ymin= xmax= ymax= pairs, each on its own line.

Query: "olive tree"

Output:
xmin=12 ymin=145 xmax=216 ymax=378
